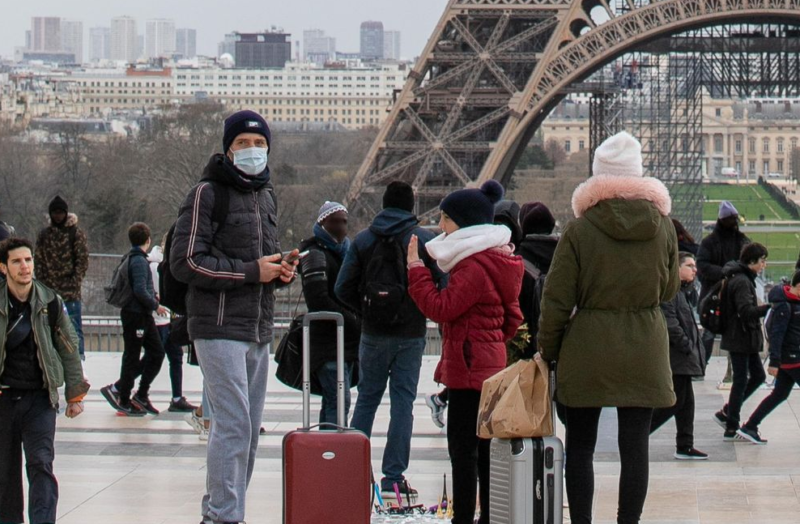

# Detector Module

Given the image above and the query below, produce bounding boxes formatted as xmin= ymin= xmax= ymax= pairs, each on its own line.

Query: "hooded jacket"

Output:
xmin=494 ymin=200 xmax=523 ymax=249
xmin=766 ymin=285 xmax=800 ymax=369
xmin=334 ymin=208 xmax=445 ymax=338
xmin=697 ymin=221 xmax=749 ymax=299
xmin=518 ymin=233 xmax=559 ymax=342
xmin=408 ymin=228 xmax=524 ymax=391
xmin=661 ymin=282 xmax=705 ymax=377
xmin=35 ymin=213 xmax=90 ymax=302
xmin=720 ymin=261 xmax=769 ymax=354
xmin=538 ymin=175 xmax=680 ymax=408
xmin=171 ymin=154 xmax=280 ymax=344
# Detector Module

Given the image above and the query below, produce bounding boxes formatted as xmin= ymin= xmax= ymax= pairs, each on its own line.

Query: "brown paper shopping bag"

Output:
xmin=477 ymin=357 xmax=552 ymax=439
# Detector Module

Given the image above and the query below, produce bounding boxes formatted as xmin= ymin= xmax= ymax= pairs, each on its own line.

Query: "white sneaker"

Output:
xmin=199 ymin=427 xmax=209 ymax=441
xmin=185 ymin=411 xmax=204 ymax=434
xmin=425 ymin=393 xmax=447 ymax=428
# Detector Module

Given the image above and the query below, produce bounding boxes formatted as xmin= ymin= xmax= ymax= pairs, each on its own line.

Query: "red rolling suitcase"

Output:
xmin=282 ymin=312 xmax=371 ymax=524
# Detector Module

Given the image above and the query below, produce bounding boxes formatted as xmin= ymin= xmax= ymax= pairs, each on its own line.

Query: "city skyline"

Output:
xmin=1 ymin=0 xmax=448 ymax=61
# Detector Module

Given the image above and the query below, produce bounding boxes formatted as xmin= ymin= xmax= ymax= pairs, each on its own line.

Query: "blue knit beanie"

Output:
xmin=440 ymin=181 xmax=505 ymax=228
xmin=223 ymin=110 xmax=271 ymax=154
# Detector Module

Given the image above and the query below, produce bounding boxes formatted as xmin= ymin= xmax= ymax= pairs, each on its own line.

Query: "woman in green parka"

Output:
xmin=538 ymin=131 xmax=680 ymax=524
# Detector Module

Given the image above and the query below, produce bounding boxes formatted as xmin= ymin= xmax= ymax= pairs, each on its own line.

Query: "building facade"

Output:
xmin=303 ymin=29 xmax=336 ymax=65
xmin=360 ymin=21 xmax=384 ymax=60
xmin=90 ymin=27 xmax=112 ymax=62
xmin=60 ymin=20 xmax=84 ymax=64
xmin=111 ymin=16 xmax=138 ymax=63
xmin=175 ymin=28 xmax=197 ymax=59
xmin=383 ymin=31 xmax=401 ymax=61
xmin=234 ymin=32 xmax=291 ymax=68
xmin=74 ymin=66 xmax=173 ymax=114
xmin=145 ymin=19 xmax=176 ymax=59
xmin=31 ymin=17 xmax=61 ymax=53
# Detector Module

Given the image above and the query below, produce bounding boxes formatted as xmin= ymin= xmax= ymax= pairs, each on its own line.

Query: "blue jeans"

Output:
xmin=315 ymin=361 xmax=354 ymax=426
xmin=64 ymin=300 xmax=84 ymax=358
xmin=350 ymin=334 xmax=425 ymax=488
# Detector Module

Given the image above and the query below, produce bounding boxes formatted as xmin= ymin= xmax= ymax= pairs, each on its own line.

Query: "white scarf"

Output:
xmin=425 ymin=224 xmax=512 ymax=273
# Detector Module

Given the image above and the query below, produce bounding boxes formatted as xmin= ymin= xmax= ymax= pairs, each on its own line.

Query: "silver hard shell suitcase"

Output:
xmin=489 ymin=366 xmax=563 ymax=524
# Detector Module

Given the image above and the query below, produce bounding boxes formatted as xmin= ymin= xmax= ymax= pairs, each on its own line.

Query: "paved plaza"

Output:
xmin=47 ymin=354 xmax=800 ymax=524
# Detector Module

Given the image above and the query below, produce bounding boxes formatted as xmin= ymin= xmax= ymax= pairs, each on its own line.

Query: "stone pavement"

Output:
xmin=47 ymin=354 xmax=800 ymax=523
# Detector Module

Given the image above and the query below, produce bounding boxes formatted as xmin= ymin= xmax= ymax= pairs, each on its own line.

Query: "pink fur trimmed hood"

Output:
xmin=571 ymin=175 xmax=672 ymax=218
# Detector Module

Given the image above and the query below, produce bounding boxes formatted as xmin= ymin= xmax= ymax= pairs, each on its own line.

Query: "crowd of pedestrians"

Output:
xmin=1 ymin=110 xmax=797 ymax=524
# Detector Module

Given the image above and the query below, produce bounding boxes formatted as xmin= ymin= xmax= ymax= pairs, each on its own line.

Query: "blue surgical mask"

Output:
xmin=231 ymin=147 xmax=268 ymax=175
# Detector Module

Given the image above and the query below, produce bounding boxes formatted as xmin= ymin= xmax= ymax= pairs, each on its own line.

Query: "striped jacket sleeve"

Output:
xmin=170 ymin=183 xmax=260 ymax=290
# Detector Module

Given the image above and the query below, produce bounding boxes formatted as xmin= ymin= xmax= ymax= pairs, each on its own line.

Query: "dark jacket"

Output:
xmin=766 ymin=285 xmax=800 ymax=369
xmin=123 ymin=247 xmax=158 ymax=314
xmin=299 ymin=236 xmax=361 ymax=371
xmin=408 ymin=248 xmax=524 ymax=391
xmin=696 ymin=222 xmax=749 ymax=299
xmin=35 ymin=213 xmax=90 ymax=301
xmin=678 ymin=239 xmax=699 ymax=256
xmin=518 ymin=233 xmax=558 ymax=337
xmin=0 ymin=280 xmax=88 ymax=407
xmin=661 ymin=282 xmax=705 ymax=377
xmin=720 ymin=261 xmax=769 ymax=354
xmin=171 ymin=154 xmax=281 ymax=344
xmin=334 ymin=208 xmax=445 ymax=338
xmin=538 ymin=175 xmax=680 ymax=408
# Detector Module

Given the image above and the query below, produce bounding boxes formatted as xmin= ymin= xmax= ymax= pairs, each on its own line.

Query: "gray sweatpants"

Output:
xmin=194 ymin=339 xmax=270 ymax=524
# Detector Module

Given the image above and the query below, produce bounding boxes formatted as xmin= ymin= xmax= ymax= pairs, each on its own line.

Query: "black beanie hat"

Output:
xmin=49 ymin=195 xmax=68 ymax=214
xmin=383 ymin=181 xmax=415 ymax=212
xmin=222 ymin=110 xmax=271 ymax=154
xmin=520 ymin=201 xmax=556 ymax=236
xmin=440 ymin=180 xmax=504 ymax=228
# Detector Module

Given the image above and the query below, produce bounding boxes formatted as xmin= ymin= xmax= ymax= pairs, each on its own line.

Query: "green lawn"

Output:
xmin=700 ymin=230 xmax=798 ymax=281
xmin=702 ymin=184 xmax=793 ymax=221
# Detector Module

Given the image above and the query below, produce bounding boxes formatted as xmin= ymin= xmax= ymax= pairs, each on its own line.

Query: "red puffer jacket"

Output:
xmin=408 ymin=248 xmax=524 ymax=391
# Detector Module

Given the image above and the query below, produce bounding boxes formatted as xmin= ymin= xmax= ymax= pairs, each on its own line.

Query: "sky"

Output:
xmin=1 ymin=0 xmax=451 ymax=60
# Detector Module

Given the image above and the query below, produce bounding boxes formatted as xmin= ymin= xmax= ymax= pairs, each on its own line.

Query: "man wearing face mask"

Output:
xmin=170 ymin=110 xmax=297 ymax=524
xmin=297 ymin=202 xmax=361 ymax=424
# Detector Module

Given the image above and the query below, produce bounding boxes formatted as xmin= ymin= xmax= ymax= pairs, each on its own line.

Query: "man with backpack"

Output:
xmin=0 ymin=237 xmax=89 ymax=524
xmin=35 ymin=196 xmax=90 ymax=360
xmin=169 ymin=110 xmax=296 ymax=524
xmin=714 ymin=243 xmax=770 ymax=441
xmin=696 ymin=201 xmax=749 ymax=363
xmin=335 ymin=180 xmax=445 ymax=499
xmin=100 ymin=223 xmax=166 ymax=416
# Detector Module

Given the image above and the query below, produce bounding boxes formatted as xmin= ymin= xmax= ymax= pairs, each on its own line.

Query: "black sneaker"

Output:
xmin=712 ymin=409 xmax=728 ymax=429
xmin=737 ymin=426 xmax=768 ymax=445
xmin=131 ymin=393 xmax=159 ymax=415
xmin=674 ymin=447 xmax=709 ymax=460
xmin=117 ymin=400 xmax=146 ymax=417
xmin=380 ymin=480 xmax=418 ymax=499
xmin=259 ymin=426 xmax=267 ymax=436
xmin=100 ymin=384 xmax=122 ymax=411
xmin=168 ymin=397 xmax=198 ymax=413
xmin=723 ymin=429 xmax=742 ymax=442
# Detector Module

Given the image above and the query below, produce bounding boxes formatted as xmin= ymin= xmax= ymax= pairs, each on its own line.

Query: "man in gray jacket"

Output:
xmin=171 ymin=110 xmax=296 ymax=524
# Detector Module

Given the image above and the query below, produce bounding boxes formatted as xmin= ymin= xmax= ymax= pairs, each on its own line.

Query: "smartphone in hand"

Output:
xmin=282 ymin=250 xmax=309 ymax=264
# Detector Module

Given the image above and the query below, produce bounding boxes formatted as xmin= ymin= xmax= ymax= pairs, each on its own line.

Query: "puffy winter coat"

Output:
xmin=766 ymin=285 xmax=800 ymax=369
xmin=661 ymin=282 xmax=705 ymax=377
xmin=35 ymin=213 xmax=90 ymax=301
xmin=720 ymin=261 xmax=769 ymax=355
xmin=171 ymin=154 xmax=281 ymax=344
xmin=408 ymin=236 xmax=523 ymax=391
xmin=696 ymin=223 xmax=749 ymax=300
xmin=538 ymin=174 xmax=680 ymax=408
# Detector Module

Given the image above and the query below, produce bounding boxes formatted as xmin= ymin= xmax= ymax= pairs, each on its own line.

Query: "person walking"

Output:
xmin=538 ymin=131 xmax=680 ymax=524
xmin=35 ymin=196 xmax=90 ymax=360
xmin=649 ymin=252 xmax=708 ymax=460
xmin=0 ymin=237 xmax=89 ymax=524
xmin=713 ymin=243 xmax=770 ymax=440
xmin=100 ymin=223 xmax=166 ymax=416
xmin=298 ymin=201 xmax=361 ymax=425
xmin=407 ymin=180 xmax=524 ymax=524
xmin=738 ymin=270 xmax=800 ymax=444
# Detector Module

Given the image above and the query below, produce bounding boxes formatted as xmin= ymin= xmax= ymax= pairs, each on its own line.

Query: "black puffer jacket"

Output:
xmin=494 ymin=200 xmax=522 ymax=249
xmin=720 ymin=261 xmax=769 ymax=354
xmin=518 ymin=233 xmax=558 ymax=328
xmin=661 ymin=282 xmax=705 ymax=376
xmin=123 ymin=247 xmax=158 ymax=314
xmin=298 ymin=236 xmax=361 ymax=371
xmin=171 ymin=155 xmax=280 ymax=344
xmin=766 ymin=285 xmax=800 ymax=369
xmin=697 ymin=222 xmax=749 ymax=299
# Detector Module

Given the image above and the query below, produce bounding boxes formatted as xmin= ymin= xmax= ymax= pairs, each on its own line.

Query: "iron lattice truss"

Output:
xmin=347 ymin=0 xmax=800 ymax=220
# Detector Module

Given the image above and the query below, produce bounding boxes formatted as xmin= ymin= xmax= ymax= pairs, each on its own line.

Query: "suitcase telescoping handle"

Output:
xmin=302 ymin=312 xmax=345 ymax=430
xmin=549 ymin=362 xmax=557 ymax=437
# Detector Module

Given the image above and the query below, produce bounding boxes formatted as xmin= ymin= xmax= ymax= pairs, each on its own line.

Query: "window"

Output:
xmin=749 ymin=138 xmax=756 ymax=154
xmin=764 ymin=160 xmax=770 ymax=174
xmin=778 ymin=139 xmax=784 ymax=153
xmin=715 ymin=108 xmax=721 ymax=117
xmin=735 ymin=140 xmax=742 ymax=154
xmin=749 ymin=160 xmax=756 ymax=174
xmin=564 ymin=140 xmax=571 ymax=153
xmin=578 ymin=140 xmax=585 ymax=151
xmin=763 ymin=138 xmax=770 ymax=153
xmin=794 ymin=138 xmax=799 ymax=150
xmin=714 ymin=136 xmax=723 ymax=153
xmin=778 ymin=160 xmax=784 ymax=173
xmin=736 ymin=161 xmax=742 ymax=174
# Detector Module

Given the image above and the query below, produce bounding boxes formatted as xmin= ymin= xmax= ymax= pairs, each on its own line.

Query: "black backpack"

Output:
xmin=522 ymin=260 xmax=547 ymax=345
xmin=104 ymin=254 xmax=134 ymax=309
xmin=359 ymin=233 xmax=414 ymax=326
xmin=159 ymin=180 xmax=230 ymax=315
xmin=699 ymin=278 xmax=727 ymax=335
